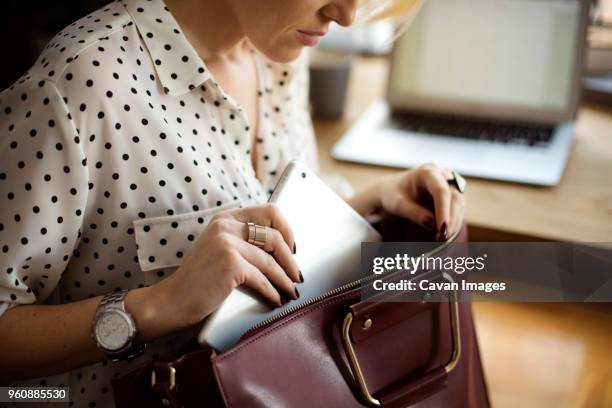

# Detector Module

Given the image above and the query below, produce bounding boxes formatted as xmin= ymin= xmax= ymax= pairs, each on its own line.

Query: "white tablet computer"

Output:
xmin=197 ymin=161 xmax=381 ymax=352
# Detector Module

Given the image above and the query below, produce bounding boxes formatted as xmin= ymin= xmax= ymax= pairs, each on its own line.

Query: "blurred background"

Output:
xmin=0 ymin=1 xmax=108 ymax=90
xmin=1 ymin=0 xmax=611 ymax=407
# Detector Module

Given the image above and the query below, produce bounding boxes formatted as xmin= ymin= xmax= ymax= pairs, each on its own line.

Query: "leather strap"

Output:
xmin=349 ymin=271 xmax=441 ymax=344
xmin=112 ymin=348 xmax=224 ymax=408
xmin=378 ymin=367 xmax=448 ymax=408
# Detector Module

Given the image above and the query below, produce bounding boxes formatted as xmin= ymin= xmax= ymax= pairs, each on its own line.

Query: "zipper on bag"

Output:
xmin=243 ymin=230 xmax=459 ymax=337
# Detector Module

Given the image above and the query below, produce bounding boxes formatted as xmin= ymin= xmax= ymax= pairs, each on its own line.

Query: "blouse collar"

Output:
xmin=122 ymin=0 xmax=295 ymax=97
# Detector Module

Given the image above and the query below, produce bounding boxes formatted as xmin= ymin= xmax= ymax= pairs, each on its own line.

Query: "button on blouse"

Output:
xmin=0 ymin=0 xmax=318 ymax=406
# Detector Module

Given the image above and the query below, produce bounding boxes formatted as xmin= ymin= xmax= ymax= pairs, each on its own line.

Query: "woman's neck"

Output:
xmin=164 ymin=0 xmax=248 ymax=62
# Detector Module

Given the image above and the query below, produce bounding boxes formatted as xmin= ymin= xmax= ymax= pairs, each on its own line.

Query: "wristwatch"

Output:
xmin=92 ymin=289 xmax=146 ymax=361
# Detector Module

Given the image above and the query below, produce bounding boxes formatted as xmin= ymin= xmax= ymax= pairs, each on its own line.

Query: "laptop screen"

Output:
xmin=388 ymin=0 xmax=586 ymax=123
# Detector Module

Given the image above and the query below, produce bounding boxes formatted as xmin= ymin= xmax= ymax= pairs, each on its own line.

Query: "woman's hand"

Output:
xmin=348 ymin=163 xmax=465 ymax=241
xmin=148 ymin=203 xmax=302 ymax=330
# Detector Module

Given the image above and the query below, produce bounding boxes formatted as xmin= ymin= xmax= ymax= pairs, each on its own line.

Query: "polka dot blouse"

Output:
xmin=0 ymin=0 xmax=317 ymax=406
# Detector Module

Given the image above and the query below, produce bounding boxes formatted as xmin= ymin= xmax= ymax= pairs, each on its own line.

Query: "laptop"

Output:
xmin=332 ymin=0 xmax=589 ymax=186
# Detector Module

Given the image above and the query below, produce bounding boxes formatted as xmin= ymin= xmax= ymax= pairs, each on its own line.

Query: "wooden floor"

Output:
xmin=472 ymin=303 xmax=612 ymax=408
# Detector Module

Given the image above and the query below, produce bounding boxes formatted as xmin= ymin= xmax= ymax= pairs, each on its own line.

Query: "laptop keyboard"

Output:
xmin=389 ymin=111 xmax=555 ymax=147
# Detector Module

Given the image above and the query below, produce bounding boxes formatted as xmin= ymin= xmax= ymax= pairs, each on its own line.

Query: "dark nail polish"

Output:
xmin=423 ymin=216 xmax=435 ymax=230
xmin=439 ymin=222 xmax=448 ymax=242
xmin=299 ymin=271 xmax=304 ymax=283
xmin=294 ymin=286 xmax=300 ymax=299
xmin=293 ymin=243 xmax=297 ymax=254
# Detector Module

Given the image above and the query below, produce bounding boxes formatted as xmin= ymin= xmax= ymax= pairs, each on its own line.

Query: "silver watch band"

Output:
xmin=93 ymin=289 xmax=146 ymax=361
xmin=97 ymin=289 xmax=129 ymax=314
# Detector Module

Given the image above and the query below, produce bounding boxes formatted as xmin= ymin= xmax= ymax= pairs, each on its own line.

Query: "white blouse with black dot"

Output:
xmin=0 ymin=0 xmax=317 ymax=406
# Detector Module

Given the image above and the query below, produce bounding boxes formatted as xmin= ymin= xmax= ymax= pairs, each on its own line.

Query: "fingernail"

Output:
xmin=423 ymin=216 xmax=435 ymax=230
xmin=293 ymin=243 xmax=297 ymax=254
xmin=438 ymin=222 xmax=448 ymax=242
xmin=299 ymin=271 xmax=304 ymax=283
xmin=294 ymin=286 xmax=300 ymax=299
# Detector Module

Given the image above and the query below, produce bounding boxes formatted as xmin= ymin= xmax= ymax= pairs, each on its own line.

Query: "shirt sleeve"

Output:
xmin=0 ymin=78 xmax=89 ymax=317
xmin=290 ymin=51 xmax=319 ymax=173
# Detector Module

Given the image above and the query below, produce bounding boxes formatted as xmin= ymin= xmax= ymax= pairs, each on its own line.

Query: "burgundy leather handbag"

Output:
xmin=113 ymin=215 xmax=490 ymax=408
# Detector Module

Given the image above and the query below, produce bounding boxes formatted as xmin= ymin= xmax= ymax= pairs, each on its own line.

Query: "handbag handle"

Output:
xmin=341 ymin=280 xmax=462 ymax=407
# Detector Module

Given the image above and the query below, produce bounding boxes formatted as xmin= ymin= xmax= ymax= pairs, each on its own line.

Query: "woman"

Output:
xmin=0 ymin=0 xmax=464 ymax=406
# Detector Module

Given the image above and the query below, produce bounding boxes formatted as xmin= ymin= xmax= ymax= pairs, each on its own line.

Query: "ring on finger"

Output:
xmin=446 ymin=170 xmax=467 ymax=194
xmin=246 ymin=222 xmax=267 ymax=249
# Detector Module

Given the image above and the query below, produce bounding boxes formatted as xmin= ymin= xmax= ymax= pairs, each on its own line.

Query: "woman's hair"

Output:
xmin=357 ymin=0 xmax=422 ymax=23
xmin=356 ymin=0 xmax=424 ymax=39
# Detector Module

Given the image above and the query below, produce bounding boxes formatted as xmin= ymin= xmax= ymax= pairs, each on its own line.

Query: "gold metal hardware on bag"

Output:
xmin=341 ymin=274 xmax=462 ymax=407
xmin=443 ymin=274 xmax=462 ymax=374
xmin=342 ymin=312 xmax=381 ymax=407
xmin=362 ymin=318 xmax=373 ymax=329
xmin=151 ymin=365 xmax=177 ymax=391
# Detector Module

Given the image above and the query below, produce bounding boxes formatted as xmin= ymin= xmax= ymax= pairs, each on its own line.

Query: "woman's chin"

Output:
xmin=259 ymin=44 xmax=304 ymax=64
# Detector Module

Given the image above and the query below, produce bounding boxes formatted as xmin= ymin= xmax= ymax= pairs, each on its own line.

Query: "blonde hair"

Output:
xmin=356 ymin=0 xmax=424 ymax=39
xmin=357 ymin=0 xmax=422 ymax=23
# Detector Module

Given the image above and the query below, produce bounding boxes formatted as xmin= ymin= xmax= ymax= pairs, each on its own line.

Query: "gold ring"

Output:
xmin=246 ymin=222 xmax=267 ymax=249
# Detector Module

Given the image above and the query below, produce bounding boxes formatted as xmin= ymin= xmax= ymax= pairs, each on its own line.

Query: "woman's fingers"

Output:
xmin=261 ymin=227 xmax=302 ymax=283
xmin=230 ymin=203 xmax=296 ymax=253
xmin=239 ymin=222 xmax=301 ymax=283
xmin=420 ymin=165 xmax=466 ymax=239
xmin=448 ymin=190 xmax=465 ymax=238
xmin=236 ymin=239 xmax=299 ymax=302
xmin=418 ymin=165 xmax=452 ymax=239
xmin=208 ymin=208 xmax=300 ymax=305
xmin=237 ymin=219 xmax=301 ymax=283
xmin=238 ymin=259 xmax=284 ymax=308
xmin=389 ymin=195 xmax=436 ymax=231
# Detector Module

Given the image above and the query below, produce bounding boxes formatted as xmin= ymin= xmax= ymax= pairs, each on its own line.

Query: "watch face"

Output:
xmin=95 ymin=310 xmax=131 ymax=351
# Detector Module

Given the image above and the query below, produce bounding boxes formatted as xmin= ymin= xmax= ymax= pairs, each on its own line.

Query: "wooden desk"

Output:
xmin=314 ymin=57 xmax=612 ymax=242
